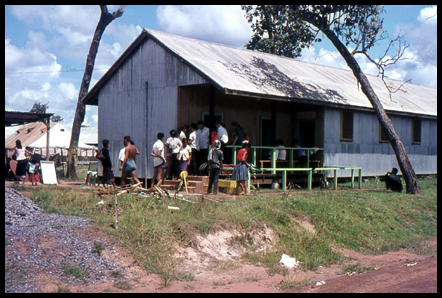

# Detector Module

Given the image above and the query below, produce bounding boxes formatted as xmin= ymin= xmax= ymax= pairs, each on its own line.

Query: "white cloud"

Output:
xmin=418 ymin=6 xmax=437 ymax=24
xmin=298 ymin=6 xmax=437 ymax=88
xmin=7 ymin=5 xmax=139 ymax=127
xmin=156 ymin=5 xmax=252 ymax=48
xmin=385 ymin=6 xmax=437 ymax=87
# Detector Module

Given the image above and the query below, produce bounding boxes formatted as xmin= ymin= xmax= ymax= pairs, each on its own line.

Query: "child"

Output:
xmin=27 ymin=158 xmax=41 ymax=186
xmin=231 ymin=142 xmax=251 ymax=195
xmin=178 ymin=138 xmax=192 ymax=176
xmin=207 ymin=140 xmax=224 ymax=195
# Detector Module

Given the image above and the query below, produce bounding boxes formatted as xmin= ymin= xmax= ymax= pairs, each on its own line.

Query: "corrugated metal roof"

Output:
xmin=144 ymin=29 xmax=436 ymax=117
xmin=79 ymin=126 xmax=98 ymax=145
xmin=84 ymin=29 xmax=437 ymax=118
xmin=5 ymin=110 xmax=53 ymax=126
xmin=4 ymin=122 xmax=57 ymax=149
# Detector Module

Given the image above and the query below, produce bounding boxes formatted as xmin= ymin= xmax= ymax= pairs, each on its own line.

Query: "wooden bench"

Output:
xmin=204 ymin=179 xmax=237 ymax=194
xmin=260 ymin=160 xmax=294 ymax=169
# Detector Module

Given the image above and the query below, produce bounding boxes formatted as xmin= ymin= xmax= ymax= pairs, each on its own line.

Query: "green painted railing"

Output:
xmin=216 ymin=145 xmax=361 ymax=193
xmin=222 ymin=145 xmax=323 ymax=173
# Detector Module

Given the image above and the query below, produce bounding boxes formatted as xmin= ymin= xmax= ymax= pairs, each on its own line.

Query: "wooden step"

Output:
xmin=161 ymin=176 xmax=208 ymax=194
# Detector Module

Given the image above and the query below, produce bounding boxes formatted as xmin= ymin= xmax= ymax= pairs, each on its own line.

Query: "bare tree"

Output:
xmin=67 ymin=5 xmax=125 ymax=179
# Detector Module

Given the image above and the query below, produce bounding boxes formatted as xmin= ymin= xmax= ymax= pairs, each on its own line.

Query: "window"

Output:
xmin=340 ymin=111 xmax=353 ymax=141
xmin=379 ymin=114 xmax=391 ymax=143
xmin=412 ymin=119 xmax=421 ymax=144
xmin=379 ymin=123 xmax=389 ymax=143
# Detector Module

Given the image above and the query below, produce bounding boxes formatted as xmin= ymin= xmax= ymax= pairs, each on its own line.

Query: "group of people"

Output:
xmin=97 ymin=120 xmax=252 ymax=195
xmin=149 ymin=120 xmax=251 ymax=194
xmin=97 ymin=135 xmax=141 ymax=188
xmin=97 ymin=121 xmax=314 ymax=195
xmin=7 ymin=140 xmax=41 ymax=185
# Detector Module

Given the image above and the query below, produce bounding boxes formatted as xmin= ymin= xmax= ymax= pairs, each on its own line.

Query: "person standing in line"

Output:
xmin=207 ymin=140 xmax=224 ymax=195
xmin=165 ymin=129 xmax=182 ymax=181
xmin=231 ymin=121 xmax=249 ymax=146
xmin=119 ymin=136 xmax=141 ymax=185
xmin=215 ymin=120 xmax=229 ymax=163
xmin=97 ymin=139 xmax=116 ymax=187
xmin=150 ymin=132 xmax=166 ymax=189
xmin=179 ymin=125 xmax=189 ymax=141
xmin=231 ymin=142 xmax=251 ymax=195
xmin=118 ymin=140 xmax=139 ymax=182
xmin=13 ymin=140 xmax=31 ymax=184
xmin=188 ymin=123 xmax=199 ymax=176
xmin=196 ymin=120 xmax=210 ymax=171
xmin=178 ymin=138 xmax=192 ymax=176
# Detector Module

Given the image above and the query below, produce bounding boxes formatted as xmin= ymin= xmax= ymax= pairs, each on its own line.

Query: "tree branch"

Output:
xmin=112 ymin=5 xmax=126 ymax=19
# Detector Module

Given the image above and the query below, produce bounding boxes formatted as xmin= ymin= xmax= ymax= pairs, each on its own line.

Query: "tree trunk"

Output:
xmin=321 ymin=26 xmax=421 ymax=194
xmin=67 ymin=5 xmax=125 ymax=179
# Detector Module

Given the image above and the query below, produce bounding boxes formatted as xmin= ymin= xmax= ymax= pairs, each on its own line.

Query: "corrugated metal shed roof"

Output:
xmin=4 ymin=122 xmax=57 ymax=149
xmin=84 ymin=29 xmax=437 ymax=118
xmin=79 ymin=126 xmax=98 ymax=145
xmin=5 ymin=110 xmax=53 ymax=126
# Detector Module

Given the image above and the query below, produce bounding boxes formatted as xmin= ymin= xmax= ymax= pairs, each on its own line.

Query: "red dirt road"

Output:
xmin=292 ymin=254 xmax=437 ymax=293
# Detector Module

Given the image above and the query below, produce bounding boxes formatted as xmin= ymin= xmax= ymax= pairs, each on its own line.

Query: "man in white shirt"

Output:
xmin=165 ymin=129 xmax=182 ymax=180
xmin=215 ymin=121 xmax=228 ymax=144
xmin=188 ymin=123 xmax=199 ymax=175
xmin=196 ymin=120 xmax=209 ymax=171
xmin=150 ymin=132 xmax=166 ymax=189
xmin=215 ymin=121 xmax=230 ymax=164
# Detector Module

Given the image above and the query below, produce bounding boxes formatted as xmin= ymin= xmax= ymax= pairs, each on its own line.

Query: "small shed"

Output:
xmin=83 ymin=29 xmax=437 ymax=180
xmin=5 ymin=122 xmax=96 ymax=161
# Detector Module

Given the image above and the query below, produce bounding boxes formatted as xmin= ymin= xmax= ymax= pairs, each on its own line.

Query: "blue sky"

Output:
xmin=5 ymin=5 xmax=437 ymax=128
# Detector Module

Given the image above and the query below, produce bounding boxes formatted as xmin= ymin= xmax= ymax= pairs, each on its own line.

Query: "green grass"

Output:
xmin=114 ymin=281 xmax=132 ymax=291
xmin=92 ymin=241 xmax=104 ymax=256
xmin=18 ymin=176 xmax=437 ymax=287
xmin=61 ymin=262 xmax=88 ymax=278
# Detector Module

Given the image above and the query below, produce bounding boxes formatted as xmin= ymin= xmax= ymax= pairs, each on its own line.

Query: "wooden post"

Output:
xmin=358 ymin=168 xmax=362 ymax=189
xmin=271 ymin=148 xmax=276 ymax=175
xmin=308 ymin=169 xmax=312 ymax=191
xmin=289 ymin=148 xmax=294 ymax=175
xmin=351 ymin=169 xmax=355 ymax=188
xmin=45 ymin=118 xmax=51 ymax=161
xmin=114 ymin=193 xmax=118 ymax=230
xmin=334 ymin=169 xmax=338 ymax=190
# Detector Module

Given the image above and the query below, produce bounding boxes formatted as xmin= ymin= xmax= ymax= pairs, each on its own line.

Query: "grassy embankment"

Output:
xmin=12 ymin=176 xmax=437 ymax=287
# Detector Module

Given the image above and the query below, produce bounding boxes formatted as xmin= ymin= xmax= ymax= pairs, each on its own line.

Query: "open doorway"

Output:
xmin=296 ymin=119 xmax=317 ymax=147
xmin=260 ymin=117 xmax=273 ymax=160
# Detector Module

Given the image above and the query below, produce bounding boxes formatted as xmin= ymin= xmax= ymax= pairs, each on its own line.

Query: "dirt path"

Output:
xmin=293 ymin=254 xmax=437 ymax=293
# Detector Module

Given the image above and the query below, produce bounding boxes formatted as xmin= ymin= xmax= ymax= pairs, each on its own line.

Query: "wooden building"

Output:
xmin=83 ymin=29 xmax=437 ymax=181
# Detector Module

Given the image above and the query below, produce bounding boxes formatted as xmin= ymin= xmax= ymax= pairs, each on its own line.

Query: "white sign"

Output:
xmin=40 ymin=161 xmax=58 ymax=185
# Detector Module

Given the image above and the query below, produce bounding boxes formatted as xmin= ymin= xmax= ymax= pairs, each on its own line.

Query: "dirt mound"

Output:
xmin=176 ymin=224 xmax=278 ymax=273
